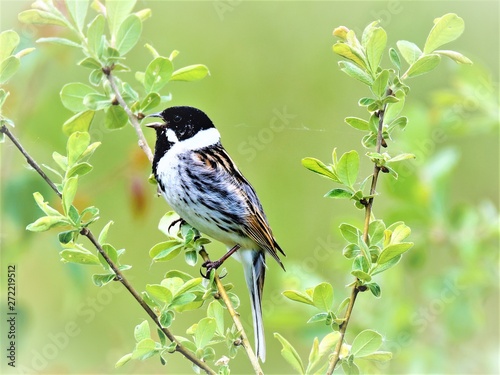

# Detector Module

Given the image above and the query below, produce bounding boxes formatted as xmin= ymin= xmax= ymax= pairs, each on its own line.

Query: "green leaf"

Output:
xmin=160 ymin=310 xmax=174 ymax=328
xmin=282 ymin=290 xmax=314 ymax=306
xmin=78 ymin=57 xmax=101 ymax=70
xmin=106 ymin=0 xmax=136 ymax=38
xmin=89 ymin=69 xmax=104 ymax=86
xmin=274 ymin=333 xmax=304 ymax=374
xmin=434 ymin=49 xmax=472 ymax=64
xmin=336 ymin=150 xmax=359 ymax=188
xmin=132 ymin=338 xmax=156 ymax=360
xmin=345 ymin=117 xmax=369 ymax=131
xmin=58 ymin=230 xmax=75 ymax=244
xmin=388 ymin=116 xmax=408 ymax=131
xmin=306 ymin=337 xmax=319 ymax=374
xmin=66 ymin=0 xmax=89 ymax=31
xmin=170 ymin=293 xmax=196 ymax=309
xmin=33 ymin=192 xmax=62 ymax=217
xmin=60 ymin=83 xmax=97 ymax=112
xmin=171 ymin=64 xmax=210 ymax=81
xmin=368 ymin=220 xmax=385 ymax=245
xmin=60 ymin=247 xmax=100 ymax=265
xmin=26 ymin=216 xmax=68 ymax=232
xmin=378 ymin=243 xmax=413 ymax=264
xmin=0 ymin=30 xmax=19 ymax=62
xmin=371 ymin=69 xmax=389 ymax=98
xmin=384 ymin=91 xmax=406 ymax=126
xmin=115 ymin=353 xmax=132 ymax=368
xmin=97 ymin=220 xmax=113 ymax=244
xmin=146 ymin=284 xmax=173 ymax=304
xmin=83 ymin=93 xmax=112 ymax=111
xmin=365 ymin=27 xmax=387 ymax=72
xmin=184 ymin=250 xmax=198 ymax=266
xmin=301 ymin=157 xmax=338 ymax=181
xmin=332 ymin=42 xmax=366 ymax=68
xmin=351 ymin=329 xmax=383 ymax=357
xmin=312 ymin=282 xmax=334 ymax=311
xmin=67 ymin=131 xmax=90 ymax=166
xmin=396 ymin=40 xmax=422 ymax=65
xmin=338 ymin=61 xmax=373 ymax=86
xmin=176 ymin=278 xmax=202 ymax=296
xmin=104 ymin=105 xmax=128 ymax=130
xmin=307 ymin=312 xmax=329 ymax=324
xmin=405 ymin=54 xmax=441 ymax=78
xmin=62 ymin=176 xmax=78 ymax=216
xmin=116 ymin=14 xmax=142 ymax=54
xmin=87 ymin=14 xmax=105 ymax=55
xmin=352 ymin=255 xmax=370 ymax=273
xmin=134 ymin=320 xmax=151 ymax=342
xmin=66 ymin=162 xmax=93 ymax=179
xmin=194 ymin=317 xmax=216 ymax=349
xmin=424 ymin=13 xmax=465 ymax=54
xmin=324 ymin=188 xmax=352 ymax=199
xmin=0 ymin=56 xmax=20 ymax=84
xmin=361 ymin=351 xmax=393 ymax=362
xmin=389 ymin=48 xmax=401 ymax=70
xmin=342 ymin=360 xmax=360 ymax=375
xmin=62 ymin=110 xmax=95 ymax=135
xmin=367 ymin=282 xmax=381 ymax=298
xmin=339 ymin=223 xmax=361 ymax=244
xmin=144 ymin=57 xmax=173 ymax=93
xmin=207 ymin=301 xmax=225 ymax=335
xmin=351 ymin=270 xmax=371 ymax=282
xmin=80 ymin=141 xmax=101 ymax=160
xmin=387 ymin=153 xmax=415 ymax=163
xmin=343 ymin=243 xmax=360 ymax=259
xmin=140 ymin=92 xmax=161 ymax=112
xmin=149 ymin=241 xmax=184 ymax=262
xmin=92 ymin=273 xmax=116 ymax=286
xmin=371 ymin=254 xmax=402 ymax=275
xmin=18 ymin=9 xmax=67 ymax=27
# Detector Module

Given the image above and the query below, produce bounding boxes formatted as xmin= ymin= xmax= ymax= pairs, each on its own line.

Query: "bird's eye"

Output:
xmin=173 ymin=115 xmax=182 ymax=123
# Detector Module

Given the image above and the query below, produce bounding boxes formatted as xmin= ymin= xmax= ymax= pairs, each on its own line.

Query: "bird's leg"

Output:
xmin=201 ymin=244 xmax=241 ymax=278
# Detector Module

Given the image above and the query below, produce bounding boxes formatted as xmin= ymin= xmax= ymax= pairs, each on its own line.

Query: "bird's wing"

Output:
xmin=192 ymin=145 xmax=285 ymax=268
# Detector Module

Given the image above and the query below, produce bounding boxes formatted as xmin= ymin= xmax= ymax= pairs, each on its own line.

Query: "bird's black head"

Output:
xmin=146 ymin=106 xmax=219 ymax=178
xmin=147 ymin=106 xmax=215 ymax=142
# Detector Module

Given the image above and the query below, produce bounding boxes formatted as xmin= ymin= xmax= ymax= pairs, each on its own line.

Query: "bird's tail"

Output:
xmin=241 ymin=250 xmax=266 ymax=362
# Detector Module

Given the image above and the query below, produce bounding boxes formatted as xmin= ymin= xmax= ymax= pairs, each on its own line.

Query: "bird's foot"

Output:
xmin=200 ymin=259 xmax=223 ymax=279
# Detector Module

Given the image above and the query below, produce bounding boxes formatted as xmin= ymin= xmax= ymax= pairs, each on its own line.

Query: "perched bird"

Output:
xmin=147 ymin=106 xmax=285 ymax=362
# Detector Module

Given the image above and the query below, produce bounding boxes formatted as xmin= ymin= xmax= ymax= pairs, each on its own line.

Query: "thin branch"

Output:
xmin=1 ymin=125 xmax=61 ymax=198
xmin=1 ymin=125 xmax=216 ymax=375
xmin=199 ymin=249 xmax=264 ymax=375
xmin=103 ymin=67 xmax=154 ymax=163
xmin=326 ymin=104 xmax=388 ymax=374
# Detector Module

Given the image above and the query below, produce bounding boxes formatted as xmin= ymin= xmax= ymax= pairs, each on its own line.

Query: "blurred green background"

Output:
xmin=1 ymin=1 xmax=498 ymax=374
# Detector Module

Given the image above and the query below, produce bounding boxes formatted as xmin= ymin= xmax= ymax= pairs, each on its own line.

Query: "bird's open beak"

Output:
xmin=145 ymin=112 xmax=165 ymax=129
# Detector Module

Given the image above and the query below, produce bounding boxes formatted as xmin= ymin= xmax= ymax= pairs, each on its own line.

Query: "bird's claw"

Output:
xmin=200 ymin=260 xmax=224 ymax=279
xmin=168 ymin=217 xmax=186 ymax=233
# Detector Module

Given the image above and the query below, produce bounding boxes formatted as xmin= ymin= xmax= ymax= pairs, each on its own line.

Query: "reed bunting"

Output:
xmin=146 ymin=106 xmax=285 ymax=362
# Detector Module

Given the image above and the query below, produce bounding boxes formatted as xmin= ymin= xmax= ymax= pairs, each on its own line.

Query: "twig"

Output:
xmin=103 ymin=67 xmax=154 ymax=163
xmin=1 ymin=125 xmax=61 ymax=197
xmin=199 ymin=248 xmax=264 ymax=375
xmin=326 ymin=104 xmax=388 ymax=374
xmin=0 ymin=124 xmax=216 ymax=375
